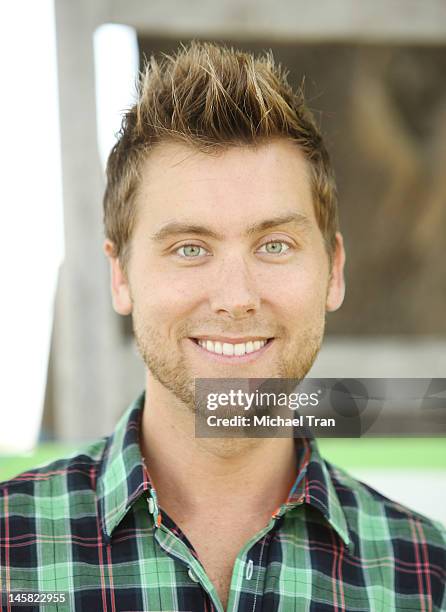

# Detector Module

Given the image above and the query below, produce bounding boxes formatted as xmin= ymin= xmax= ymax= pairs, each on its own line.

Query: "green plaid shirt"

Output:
xmin=1 ymin=392 xmax=445 ymax=611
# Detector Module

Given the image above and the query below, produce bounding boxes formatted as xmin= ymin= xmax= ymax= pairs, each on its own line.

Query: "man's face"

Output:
xmin=107 ymin=139 xmax=345 ymax=410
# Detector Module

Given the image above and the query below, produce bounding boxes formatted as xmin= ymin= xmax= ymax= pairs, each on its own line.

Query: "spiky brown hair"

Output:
xmin=103 ymin=41 xmax=339 ymax=270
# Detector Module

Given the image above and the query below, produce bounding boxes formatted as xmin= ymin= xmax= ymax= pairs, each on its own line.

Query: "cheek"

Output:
xmin=133 ymin=266 xmax=206 ymax=323
xmin=263 ymin=261 xmax=328 ymax=316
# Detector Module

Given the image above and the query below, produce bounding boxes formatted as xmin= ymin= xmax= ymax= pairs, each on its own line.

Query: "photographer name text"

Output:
xmin=206 ymin=414 xmax=335 ymax=427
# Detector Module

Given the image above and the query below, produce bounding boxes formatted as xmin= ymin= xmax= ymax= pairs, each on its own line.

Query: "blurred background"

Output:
xmin=0 ymin=0 xmax=445 ymax=523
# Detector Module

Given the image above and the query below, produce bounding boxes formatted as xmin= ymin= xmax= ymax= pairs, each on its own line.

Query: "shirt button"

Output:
xmin=245 ymin=559 xmax=254 ymax=580
xmin=188 ymin=568 xmax=200 ymax=583
xmin=147 ymin=498 xmax=155 ymax=514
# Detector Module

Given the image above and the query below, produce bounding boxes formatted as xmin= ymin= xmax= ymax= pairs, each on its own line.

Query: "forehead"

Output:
xmin=134 ymin=139 xmax=316 ymax=232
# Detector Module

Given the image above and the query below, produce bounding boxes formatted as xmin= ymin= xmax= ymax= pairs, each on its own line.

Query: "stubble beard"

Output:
xmin=132 ymin=311 xmax=326 ymax=415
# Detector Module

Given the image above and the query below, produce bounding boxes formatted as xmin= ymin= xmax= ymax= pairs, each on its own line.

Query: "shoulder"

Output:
xmin=320 ymin=460 xmax=446 ymax=610
xmin=326 ymin=459 xmax=446 ymax=550
xmin=0 ymin=437 xmax=107 ymax=513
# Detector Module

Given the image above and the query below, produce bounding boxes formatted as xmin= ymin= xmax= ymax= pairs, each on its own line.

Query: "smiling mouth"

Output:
xmin=190 ymin=337 xmax=274 ymax=357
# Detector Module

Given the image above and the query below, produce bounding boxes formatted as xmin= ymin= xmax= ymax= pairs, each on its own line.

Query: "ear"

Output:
xmin=103 ymin=240 xmax=132 ymax=315
xmin=326 ymin=232 xmax=346 ymax=312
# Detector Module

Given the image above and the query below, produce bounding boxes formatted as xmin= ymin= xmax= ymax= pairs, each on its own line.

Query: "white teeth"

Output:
xmin=234 ymin=343 xmax=245 ymax=356
xmin=222 ymin=342 xmax=234 ymax=356
xmin=197 ymin=339 xmax=268 ymax=356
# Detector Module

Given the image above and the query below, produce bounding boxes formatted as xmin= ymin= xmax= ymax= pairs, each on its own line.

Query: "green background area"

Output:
xmin=1 ymin=439 xmax=445 ymax=482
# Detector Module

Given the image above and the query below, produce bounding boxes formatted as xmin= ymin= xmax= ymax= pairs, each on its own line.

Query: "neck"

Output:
xmin=140 ymin=375 xmax=298 ymax=519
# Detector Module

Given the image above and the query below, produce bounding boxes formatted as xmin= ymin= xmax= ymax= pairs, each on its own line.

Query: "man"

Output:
xmin=1 ymin=42 xmax=445 ymax=612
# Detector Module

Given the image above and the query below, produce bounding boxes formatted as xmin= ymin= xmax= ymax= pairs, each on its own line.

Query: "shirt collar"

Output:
xmin=284 ymin=437 xmax=352 ymax=549
xmin=97 ymin=392 xmax=351 ymax=549
xmin=97 ymin=392 xmax=150 ymax=542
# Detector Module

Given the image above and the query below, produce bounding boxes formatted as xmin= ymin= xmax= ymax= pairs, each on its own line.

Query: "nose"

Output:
xmin=209 ymin=255 xmax=260 ymax=319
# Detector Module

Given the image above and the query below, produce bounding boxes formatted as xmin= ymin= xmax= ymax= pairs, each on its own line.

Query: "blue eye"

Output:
xmin=258 ymin=241 xmax=290 ymax=255
xmin=176 ymin=244 xmax=209 ymax=258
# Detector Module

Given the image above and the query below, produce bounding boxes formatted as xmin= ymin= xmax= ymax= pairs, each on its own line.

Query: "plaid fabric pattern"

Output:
xmin=1 ymin=392 xmax=445 ymax=611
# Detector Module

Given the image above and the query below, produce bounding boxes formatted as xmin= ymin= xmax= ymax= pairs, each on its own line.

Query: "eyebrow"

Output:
xmin=150 ymin=212 xmax=312 ymax=242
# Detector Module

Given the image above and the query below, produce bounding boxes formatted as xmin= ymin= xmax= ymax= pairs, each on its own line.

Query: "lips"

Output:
xmin=196 ymin=338 xmax=267 ymax=356
xmin=189 ymin=337 xmax=274 ymax=359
